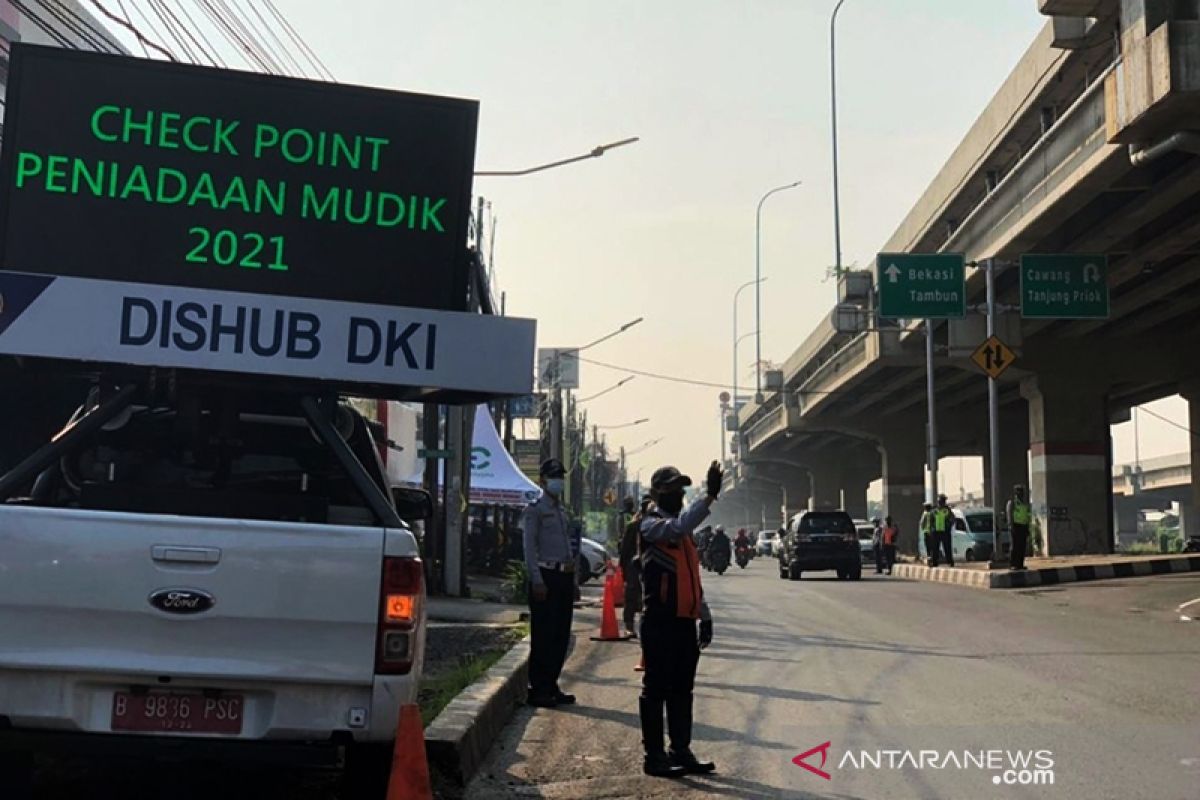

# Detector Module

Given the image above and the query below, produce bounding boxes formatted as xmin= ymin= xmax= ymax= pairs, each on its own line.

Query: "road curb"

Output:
xmin=423 ymin=634 xmax=530 ymax=786
xmin=893 ymin=555 xmax=1200 ymax=589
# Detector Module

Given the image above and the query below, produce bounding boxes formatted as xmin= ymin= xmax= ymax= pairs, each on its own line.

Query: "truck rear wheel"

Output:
xmin=0 ymin=751 xmax=33 ymax=800
xmin=343 ymin=742 xmax=393 ymax=798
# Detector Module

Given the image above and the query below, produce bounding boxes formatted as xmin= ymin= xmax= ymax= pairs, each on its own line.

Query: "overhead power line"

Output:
xmin=87 ymin=0 xmax=176 ymax=59
xmin=40 ymin=0 xmax=123 ymax=52
xmin=240 ymin=0 xmax=306 ymax=76
xmin=263 ymin=0 xmax=335 ymax=80
xmin=10 ymin=1 xmax=75 ymax=48
xmin=1136 ymin=405 xmax=1199 ymax=439
xmin=146 ymin=0 xmax=201 ymax=62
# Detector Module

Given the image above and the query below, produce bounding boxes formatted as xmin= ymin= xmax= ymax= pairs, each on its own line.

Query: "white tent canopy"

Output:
xmin=402 ymin=405 xmax=542 ymax=507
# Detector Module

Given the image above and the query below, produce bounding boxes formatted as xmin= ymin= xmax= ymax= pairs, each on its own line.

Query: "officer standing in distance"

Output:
xmin=1006 ymin=485 xmax=1032 ymax=570
xmin=638 ymin=460 xmax=722 ymax=778
xmin=521 ymin=458 xmax=580 ymax=708
xmin=919 ymin=502 xmax=935 ymax=565
xmin=932 ymin=494 xmax=955 ymax=568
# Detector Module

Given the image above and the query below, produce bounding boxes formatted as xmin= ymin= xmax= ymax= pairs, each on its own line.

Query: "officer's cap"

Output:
xmin=540 ymin=458 xmax=566 ymax=478
xmin=650 ymin=465 xmax=692 ymax=492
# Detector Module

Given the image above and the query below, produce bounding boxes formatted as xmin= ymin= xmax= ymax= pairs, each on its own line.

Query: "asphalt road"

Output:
xmin=466 ymin=559 xmax=1200 ymax=800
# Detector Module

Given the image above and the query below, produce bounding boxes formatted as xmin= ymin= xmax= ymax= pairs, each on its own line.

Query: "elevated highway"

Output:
xmin=722 ymin=0 xmax=1200 ymax=555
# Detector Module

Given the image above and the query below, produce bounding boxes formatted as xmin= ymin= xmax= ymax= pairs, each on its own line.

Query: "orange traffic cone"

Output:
xmin=385 ymin=703 xmax=433 ymax=800
xmin=590 ymin=568 xmax=626 ymax=641
xmin=613 ymin=563 xmax=625 ymax=608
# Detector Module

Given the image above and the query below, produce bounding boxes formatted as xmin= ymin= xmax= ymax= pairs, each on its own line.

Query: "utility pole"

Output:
xmin=926 ymin=319 xmax=939 ymax=505
xmin=443 ymin=199 xmax=488 ymax=597
xmin=619 ymin=445 xmax=627 ymax=501
xmin=421 ymin=403 xmax=441 ymax=591
xmin=985 ymin=258 xmax=1006 ymax=569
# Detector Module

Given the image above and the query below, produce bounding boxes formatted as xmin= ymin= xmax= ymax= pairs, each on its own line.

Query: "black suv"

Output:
xmin=777 ymin=510 xmax=862 ymax=581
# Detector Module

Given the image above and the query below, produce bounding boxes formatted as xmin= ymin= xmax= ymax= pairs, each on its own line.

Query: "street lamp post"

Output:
xmin=475 ymin=138 xmax=639 ymax=177
xmin=597 ymin=418 xmax=650 ymax=430
xmin=830 ymin=0 xmax=849 ymax=283
xmin=550 ymin=317 xmax=644 ymax=461
xmin=755 ymin=181 xmax=802 ymax=402
xmin=733 ymin=277 xmax=766 ymax=419
xmin=577 ymin=375 xmax=635 ymax=404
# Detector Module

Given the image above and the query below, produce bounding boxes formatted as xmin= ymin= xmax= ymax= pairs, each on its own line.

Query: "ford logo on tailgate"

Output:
xmin=149 ymin=589 xmax=215 ymax=615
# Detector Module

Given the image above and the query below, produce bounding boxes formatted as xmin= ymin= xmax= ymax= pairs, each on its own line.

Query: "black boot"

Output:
xmin=667 ymin=695 xmax=715 ymax=774
xmin=641 ymin=697 xmax=686 ymax=778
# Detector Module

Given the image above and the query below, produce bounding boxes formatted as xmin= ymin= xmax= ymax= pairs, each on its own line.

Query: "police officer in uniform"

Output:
xmin=931 ymin=494 xmax=954 ymax=567
xmin=1006 ymin=485 xmax=1031 ymax=570
xmin=919 ymin=502 xmax=934 ymax=565
xmin=638 ymin=461 xmax=722 ymax=778
xmin=521 ymin=458 xmax=580 ymax=708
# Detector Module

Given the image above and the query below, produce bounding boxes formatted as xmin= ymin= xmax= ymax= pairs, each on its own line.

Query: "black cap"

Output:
xmin=540 ymin=458 xmax=566 ymax=478
xmin=650 ymin=466 xmax=691 ymax=492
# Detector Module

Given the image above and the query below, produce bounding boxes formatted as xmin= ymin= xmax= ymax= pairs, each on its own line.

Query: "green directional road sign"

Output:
xmin=1020 ymin=254 xmax=1110 ymax=318
xmin=876 ymin=253 xmax=966 ymax=319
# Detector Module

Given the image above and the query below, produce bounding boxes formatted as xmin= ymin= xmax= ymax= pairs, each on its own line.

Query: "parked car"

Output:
xmin=854 ymin=519 xmax=876 ymax=564
xmin=918 ymin=508 xmax=1012 ymax=562
xmin=577 ymin=536 xmax=610 ymax=584
xmin=0 ymin=391 xmax=428 ymax=790
xmin=756 ymin=529 xmax=776 ymax=557
xmin=777 ymin=510 xmax=862 ymax=581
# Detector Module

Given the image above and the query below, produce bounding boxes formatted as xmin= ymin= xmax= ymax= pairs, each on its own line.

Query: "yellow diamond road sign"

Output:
xmin=971 ymin=335 xmax=1017 ymax=379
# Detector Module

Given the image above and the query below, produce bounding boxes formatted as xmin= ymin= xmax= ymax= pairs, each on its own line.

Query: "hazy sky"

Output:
xmin=103 ymin=1 xmax=1192 ymax=493
xmin=280 ymin=0 xmax=1189 ymax=492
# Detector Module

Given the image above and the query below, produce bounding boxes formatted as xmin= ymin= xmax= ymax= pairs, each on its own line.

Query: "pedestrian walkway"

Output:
xmin=428 ymin=595 xmax=527 ymax=625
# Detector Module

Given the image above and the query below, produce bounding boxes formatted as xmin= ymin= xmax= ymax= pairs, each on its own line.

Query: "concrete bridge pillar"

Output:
xmin=1180 ymin=502 xmax=1198 ymax=540
xmin=1021 ymin=375 xmax=1111 ymax=555
xmin=809 ymin=467 xmax=841 ymax=512
xmin=1183 ymin=383 xmax=1200 ymax=538
xmin=776 ymin=473 xmax=811 ymax=530
xmin=1113 ymin=495 xmax=1142 ymax=549
xmin=879 ymin=429 xmax=926 ymax=555
xmin=839 ymin=461 xmax=874 ymax=520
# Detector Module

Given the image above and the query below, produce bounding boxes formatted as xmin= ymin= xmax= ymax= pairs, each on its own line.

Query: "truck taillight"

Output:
xmin=376 ymin=556 xmax=423 ymax=675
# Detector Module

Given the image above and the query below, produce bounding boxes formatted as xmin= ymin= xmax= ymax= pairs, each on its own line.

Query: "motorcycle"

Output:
xmin=709 ymin=543 xmax=731 ymax=575
xmin=735 ymin=544 xmax=752 ymax=569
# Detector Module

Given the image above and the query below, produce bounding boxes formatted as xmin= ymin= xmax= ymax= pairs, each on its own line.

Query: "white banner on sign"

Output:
xmin=0 ymin=272 xmax=536 ymax=396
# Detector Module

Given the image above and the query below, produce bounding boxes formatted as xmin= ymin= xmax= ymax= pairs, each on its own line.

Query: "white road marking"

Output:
xmin=1175 ymin=596 xmax=1200 ymax=622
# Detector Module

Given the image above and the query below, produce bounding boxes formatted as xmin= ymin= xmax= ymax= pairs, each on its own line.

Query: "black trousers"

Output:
xmin=640 ymin=612 xmax=700 ymax=754
xmin=622 ymin=570 xmax=643 ymax=632
xmin=883 ymin=544 xmax=896 ymax=572
xmin=1011 ymin=523 xmax=1029 ymax=569
xmin=874 ymin=543 xmax=884 ymax=573
xmin=528 ymin=568 xmax=575 ymax=697
xmin=935 ymin=530 xmax=954 ymax=566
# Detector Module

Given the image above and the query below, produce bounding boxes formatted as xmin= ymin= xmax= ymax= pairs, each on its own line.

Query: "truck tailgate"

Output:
xmin=0 ymin=506 xmax=384 ymax=685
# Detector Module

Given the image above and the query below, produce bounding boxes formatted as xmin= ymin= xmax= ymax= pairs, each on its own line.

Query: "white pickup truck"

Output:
xmin=0 ymin=385 xmax=428 ymax=791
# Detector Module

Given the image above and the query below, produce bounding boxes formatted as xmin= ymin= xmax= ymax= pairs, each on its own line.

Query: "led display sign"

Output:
xmin=0 ymin=44 xmax=479 ymax=311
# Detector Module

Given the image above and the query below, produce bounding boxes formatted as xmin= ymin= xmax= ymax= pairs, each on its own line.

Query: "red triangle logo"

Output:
xmin=793 ymin=741 xmax=832 ymax=780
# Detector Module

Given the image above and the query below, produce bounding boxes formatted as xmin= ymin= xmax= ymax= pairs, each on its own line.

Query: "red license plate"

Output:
xmin=111 ymin=691 xmax=244 ymax=734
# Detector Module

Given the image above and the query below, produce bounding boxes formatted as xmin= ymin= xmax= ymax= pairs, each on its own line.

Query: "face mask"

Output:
xmin=657 ymin=491 xmax=684 ymax=515
xmin=545 ymin=478 xmax=565 ymax=496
